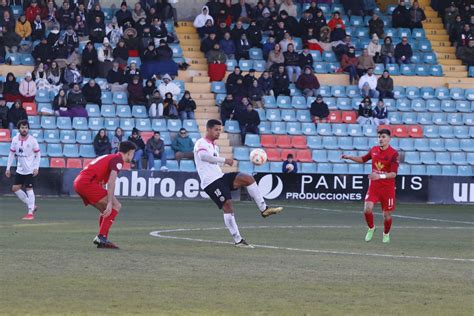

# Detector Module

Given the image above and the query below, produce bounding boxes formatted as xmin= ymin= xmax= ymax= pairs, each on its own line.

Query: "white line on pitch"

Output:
xmin=149 ymin=226 xmax=474 ymax=263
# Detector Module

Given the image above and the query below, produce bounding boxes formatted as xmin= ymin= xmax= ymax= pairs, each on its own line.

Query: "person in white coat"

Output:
xmin=193 ymin=6 xmax=213 ymax=38
xmin=158 ymin=74 xmax=181 ymax=100
xmin=358 ymin=67 xmax=379 ymax=98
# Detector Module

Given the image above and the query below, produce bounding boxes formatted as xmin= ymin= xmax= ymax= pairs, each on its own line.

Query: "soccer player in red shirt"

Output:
xmin=341 ymin=129 xmax=399 ymax=243
xmin=73 ymin=141 xmax=136 ymax=249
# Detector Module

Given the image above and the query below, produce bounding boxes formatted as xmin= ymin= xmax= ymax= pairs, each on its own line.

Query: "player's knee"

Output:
xmin=114 ymin=202 xmax=122 ymax=212
xmin=383 ymin=212 xmax=391 ymax=220
xmin=222 ymin=200 xmax=233 ymax=213
xmin=238 ymin=173 xmax=255 ymax=186
xmin=364 ymin=207 xmax=373 ymax=214
xmin=11 ymin=185 xmax=20 ymax=192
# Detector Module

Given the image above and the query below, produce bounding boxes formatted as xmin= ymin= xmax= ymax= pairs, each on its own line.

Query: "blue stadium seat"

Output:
xmin=442 ymin=165 xmax=457 ymax=176
xmin=249 ymin=48 xmax=263 ymax=60
xmin=423 ymin=52 xmax=437 ymax=64
xmin=255 ymin=108 xmax=266 ymax=121
xmin=301 ymin=123 xmax=316 ymax=135
xmin=426 ymin=99 xmax=441 ymax=112
xmin=429 ymin=139 xmax=445 ymax=152
xmin=470 ymin=67 xmax=474 ymax=78
xmin=338 ymin=137 xmax=353 ymax=150
xmin=271 ymin=122 xmax=286 ymax=134
xmin=211 ymin=81 xmax=226 ymax=94
xmin=393 ymin=86 xmax=405 ymax=99
xmin=313 ymin=62 xmax=329 ymax=74
xmin=413 ymin=138 xmax=430 ymax=151
xmin=411 ymin=164 xmax=426 ymax=175
xmin=307 ymin=137 xmax=322 ymax=149
xmin=400 ymin=64 xmax=415 ymax=76
xmin=317 ymin=163 xmax=333 ymax=174
xmin=335 ymin=98 xmax=351 ymax=110
xmin=423 ymin=126 xmax=439 ymax=138
xmin=63 ymin=144 xmax=79 ymax=158
xmin=286 ymin=122 xmax=302 ymax=135
xmin=269 ymin=162 xmax=282 ymax=173
xmin=435 ymin=88 xmax=450 ymax=100
xmin=350 ymin=16 xmax=363 ymax=27
xmin=453 ymin=126 xmax=469 ymax=138
xmin=88 ymin=117 xmax=103 ymax=130
xmin=44 ymin=130 xmax=60 ymax=143
xmin=253 ymin=60 xmax=266 ymax=72
xmin=398 ymin=164 xmax=410 ymax=175
xmin=167 ymin=119 xmax=182 ymax=132
xmin=333 ymin=163 xmax=348 ymax=174
xmin=41 ymin=116 xmax=56 ymax=129
xmin=76 ymin=131 xmax=92 ymax=144
xmin=410 ymin=53 xmax=421 ymax=64
xmin=127 ymin=57 xmax=141 ymax=67
xmin=161 ymin=132 xmax=171 ymax=146
xmin=430 ymin=65 xmax=443 ymax=77
xmin=86 ymin=104 xmax=100 ymax=117
xmin=451 ymin=152 xmax=466 ymax=165
xmin=60 ymin=130 xmax=76 ymax=144
xmin=238 ymin=59 xmax=252 ymax=71
xmin=47 ymin=143 xmax=63 ymax=157
xmin=432 ymin=113 xmax=447 ymax=125
xmin=414 ymin=64 xmax=429 ymax=76
xmin=135 ymin=118 xmax=151 ymax=131
xmin=57 ymin=117 xmax=72 ymax=130
xmin=322 ymin=136 xmax=339 ymax=149
xmin=258 ymin=121 xmax=271 ymax=134
xmin=411 ymin=99 xmax=426 ymax=111
xmin=132 ymin=105 xmax=148 ymax=118
xmin=352 ymin=137 xmax=368 ymax=150
xmin=101 ymin=91 xmax=113 ymax=105
xmin=445 ymin=138 xmax=460 ymax=152
xmin=29 ymin=116 xmax=41 ymax=129
xmin=418 ymin=40 xmax=432 ymax=52
xmin=179 ymin=160 xmax=196 ymax=172
xmin=440 ymin=100 xmax=456 ymax=112
xmin=292 ymin=96 xmax=307 ymax=109
xmin=165 ymin=159 xmax=179 ymax=170
xmin=421 ymin=152 xmax=437 ymax=164
xmin=332 ymin=124 xmax=347 ymax=136
xmin=412 ymin=28 xmax=425 ymax=39
xmin=464 ymin=113 xmax=474 ymax=125
xmin=363 ymin=125 xmax=377 ymax=137
xmin=317 ymin=123 xmax=332 ymax=136
xmin=399 ymin=138 xmax=415 ymax=151
xmin=225 ymin=59 xmax=237 ymax=69
xmin=401 ymin=112 xmax=417 ymax=124
xmin=150 ymin=119 xmax=166 ymax=131
xmin=438 ymin=126 xmax=454 ymax=138
xmin=239 ymin=161 xmax=254 ymax=174
xmin=30 ymin=129 xmax=43 ymax=142
xmin=457 ymin=165 xmax=472 ymax=176
xmin=119 ymin=118 xmax=134 ymax=131
xmin=182 ymin=120 xmax=198 ymax=132
xmin=35 ymin=90 xmax=50 ymax=102
xmin=386 ymin=64 xmax=400 ymax=75
xmin=331 ymin=86 xmax=346 ymax=97
xmin=234 ymin=147 xmax=249 ymax=161
xmin=281 ymin=110 xmax=296 ymax=122
xmin=277 ymin=96 xmax=292 ymax=108
xmin=322 ymin=51 xmax=337 ymax=62
xmin=104 ymin=118 xmax=119 ymax=130
xmin=301 ymin=163 xmax=317 ymax=173
xmin=425 ymin=165 xmax=441 ymax=175
xmin=113 ymin=92 xmax=128 ymax=105
xmin=447 ymin=113 xmax=463 ymax=125
xmin=39 ymin=143 xmax=47 ymax=154
xmin=39 ymin=157 xmax=49 ymax=168
xmin=101 ymin=104 xmax=116 ymax=117
xmin=460 ymin=139 xmax=474 ymax=152
xmin=388 ymin=112 xmax=402 ymax=124
xmin=262 ymin=96 xmax=277 ymax=108
xmin=79 ymin=145 xmax=94 ymax=158
xmin=420 ymin=87 xmax=435 ymax=99
xmin=254 ymin=163 xmax=270 ymax=173
xmin=289 ymin=84 xmax=301 ymax=97
xmin=244 ymin=134 xmax=260 ymax=147
xmin=405 ymin=87 xmax=420 ymax=99
xmin=466 ymin=89 xmax=474 ymax=101
xmin=266 ymin=109 xmax=281 ymax=121
xmin=310 ymin=50 xmax=322 ymax=61
xmin=5 ymin=53 xmax=21 ymax=65
xmin=456 ymin=100 xmax=470 ymax=112
xmin=396 ymin=99 xmax=411 ymax=111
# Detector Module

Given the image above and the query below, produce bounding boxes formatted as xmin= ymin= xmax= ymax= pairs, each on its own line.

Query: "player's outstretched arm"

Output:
xmin=104 ymin=170 xmax=118 ymax=217
xmin=341 ymin=154 xmax=365 ymax=163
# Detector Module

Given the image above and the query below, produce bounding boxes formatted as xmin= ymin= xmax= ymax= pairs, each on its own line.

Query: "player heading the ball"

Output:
xmin=194 ymin=119 xmax=283 ymax=248
xmin=341 ymin=128 xmax=399 ymax=243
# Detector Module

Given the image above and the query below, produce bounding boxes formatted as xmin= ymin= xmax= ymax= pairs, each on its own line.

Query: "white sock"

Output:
xmin=26 ymin=190 xmax=35 ymax=214
xmin=223 ymin=213 xmax=242 ymax=243
xmin=246 ymin=182 xmax=267 ymax=212
xmin=15 ymin=189 xmax=29 ymax=205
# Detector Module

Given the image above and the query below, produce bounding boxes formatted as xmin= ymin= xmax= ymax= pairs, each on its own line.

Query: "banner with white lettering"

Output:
xmin=427 ymin=176 xmax=474 ymax=204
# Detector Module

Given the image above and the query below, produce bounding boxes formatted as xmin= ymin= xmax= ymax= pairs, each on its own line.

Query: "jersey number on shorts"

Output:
xmin=214 ymin=189 xmax=222 ymax=197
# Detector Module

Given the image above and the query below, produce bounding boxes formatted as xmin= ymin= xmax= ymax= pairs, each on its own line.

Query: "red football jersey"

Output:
xmin=77 ymin=154 xmax=124 ymax=184
xmin=362 ymin=145 xmax=399 ymax=187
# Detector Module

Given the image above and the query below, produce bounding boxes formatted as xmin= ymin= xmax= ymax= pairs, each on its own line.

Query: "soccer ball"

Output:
xmin=250 ymin=149 xmax=267 ymax=166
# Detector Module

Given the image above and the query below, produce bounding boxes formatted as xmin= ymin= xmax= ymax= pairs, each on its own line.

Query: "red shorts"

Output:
xmin=73 ymin=177 xmax=107 ymax=206
xmin=365 ymin=185 xmax=396 ymax=212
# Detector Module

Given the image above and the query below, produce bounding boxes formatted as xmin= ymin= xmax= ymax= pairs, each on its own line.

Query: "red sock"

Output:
xmin=99 ymin=209 xmax=118 ymax=237
xmin=98 ymin=216 xmax=105 ymax=237
xmin=364 ymin=212 xmax=374 ymax=229
xmin=384 ymin=217 xmax=392 ymax=234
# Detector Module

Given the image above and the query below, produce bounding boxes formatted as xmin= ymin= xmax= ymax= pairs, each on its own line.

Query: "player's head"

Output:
xmin=287 ymin=153 xmax=293 ymax=162
xmin=206 ymin=119 xmax=222 ymax=141
xmin=118 ymin=141 xmax=137 ymax=163
xmin=17 ymin=120 xmax=29 ymax=137
xmin=377 ymin=129 xmax=391 ymax=148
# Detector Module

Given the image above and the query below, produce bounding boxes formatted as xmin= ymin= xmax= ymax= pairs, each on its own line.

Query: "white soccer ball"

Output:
xmin=250 ymin=148 xmax=268 ymax=166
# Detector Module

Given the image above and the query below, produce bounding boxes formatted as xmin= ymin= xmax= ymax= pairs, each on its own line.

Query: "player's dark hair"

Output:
xmin=378 ymin=129 xmax=391 ymax=136
xmin=17 ymin=119 xmax=29 ymax=129
xmin=154 ymin=131 xmax=160 ymax=135
xmin=287 ymin=154 xmax=293 ymax=159
xmin=206 ymin=119 xmax=222 ymax=129
xmin=118 ymin=141 xmax=137 ymax=153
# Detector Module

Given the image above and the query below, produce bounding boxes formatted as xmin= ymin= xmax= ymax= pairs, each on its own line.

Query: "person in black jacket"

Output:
xmin=82 ymin=79 xmax=102 ymax=107
xmin=310 ymin=95 xmax=329 ymax=123
xmin=93 ymin=128 xmax=112 ymax=156
xmin=391 ymin=0 xmax=410 ymax=28
xmin=3 ymin=73 xmax=21 ymax=102
xmin=231 ymin=0 xmax=253 ymax=23
xmin=32 ymin=38 xmax=53 ymax=64
xmin=225 ymin=67 xmax=243 ymax=95
xmin=177 ymin=90 xmax=197 ymax=120
xmin=356 ymin=97 xmax=374 ymax=125
xmin=243 ymin=69 xmax=257 ymax=90
xmin=394 ymin=37 xmax=413 ymax=64
xmin=284 ymin=43 xmax=301 ymax=83
xmin=81 ymin=42 xmax=99 ymax=78
xmin=258 ymin=71 xmax=274 ymax=96
xmin=299 ymin=46 xmax=314 ymax=69
xmin=236 ymin=102 xmax=261 ymax=143
xmin=220 ymin=94 xmax=236 ymax=124
xmin=115 ymin=1 xmax=133 ymax=27
xmin=0 ymin=99 xmax=8 ymax=128
xmin=128 ymin=127 xmax=145 ymax=170
xmin=156 ymin=39 xmax=173 ymax=61
xmin=246 ymin=20 xmax=262 ymax=48
xmin=273 ymin=65 xmax=290 ymax=96
xmin=368 ymin=12 xmax=384 ymax=38
xmin=409 ymin=1 xmax=426 ymax=30
xmin=7 ymin=100 xmax=28 ymax=131
xmin=235 ymin=33 xmax=251 ymax=61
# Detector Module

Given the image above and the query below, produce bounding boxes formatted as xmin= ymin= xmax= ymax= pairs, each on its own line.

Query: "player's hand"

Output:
xmin=224 ymin=158 xmax=234 ymax=166
xmin=341 ymin=154 xmax=349 ymax=160
xmin=368 ymin=173 xmax=380 ymax=180
xmin=32 ymin=169 xmax=39 ymax=177
xmin=5 ymin=170 xmax=11 ymax=178
xmin=103 ymin=202 xmax=113 ymax=217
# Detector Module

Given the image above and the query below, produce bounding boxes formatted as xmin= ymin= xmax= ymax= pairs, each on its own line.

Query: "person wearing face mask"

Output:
xmin=341 ymin=46 xmax=359 ymax=85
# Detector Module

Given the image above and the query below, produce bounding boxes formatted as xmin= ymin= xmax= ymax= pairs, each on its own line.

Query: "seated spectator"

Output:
xmin=158 ymin=74 xmax=181 ymax=100
xmin=377 ymin=70 xmax=394 ymax=99
xmin=328 ymin=11 xmax=345 ymax=31
xmin=148 ymin=90 xmax=164 ymax=118
xmin=82 ymin=79 xmax=102 ymax=107
xmin=357 ymin=48 xmax=376 ymax=77
xmin=457 ymin=38 xmax=474 ymax=66
xmin=107 ymin=61 xmax=128 ymax=92
xmin=445 ymin=3 xmax=460 ymax=38
xmin=232 ymin=0 xmax=253 ymax=23
xmin=0 ymin=99 xmax=8 ymax=129
xmin=201 ymin=20 xmax=217 ymax=40
xmin=31 ymin=14 xmax=45 ymax=41
xmin=143 ymin=80 xmax=157 ymax=101
xmin=380 ymin=36 xmax=395 ymax=67
xmin=111 ymin=127 xmax=124 ymax=153
xmin=333 ymin=35 xmax=353 ymax=60
xmin=7 ymin=100 xmax=27 ymax=132
xmin=207 ymin=43 xmax=227 ymax=64
xmin=89 ymin=15 xmax=106 ymax=44
xmin=125 ymin=62 xmax=141 ymax=83
xmin=409 ymin=1 xmax=426 ymax=29
xmin=163 ymin=92 xmax=179 ymax=118
xmin=15 ymin=15 xmax=32 ymax=41
xmin=282 ymin=153 xmax=297 ymax=174
xmin=3 ymin=73 xmax=21 ymax=102
xmin=201 ymin=32 xmax=218 ymax=55
xmin=19 ymin=72 xmax=36 ymax=102
xmin=98 ymin=38 xmax=115 ymax=77
xmin=330 ymin=23 xmax=346 ymax=42
xmin=172 ymin=128 xmax=195 ymax=162
xmin=128 ymin=128 xmax=145 ymax=170
xmin=2 ymin=11 xmax=20 ymax=53
xmin=457 ymin=23 xmax=473 ymax=49
xmin=359 ymin=67 xmax=379 ymax=98
xmin=341 ymin=46 xmax=359 ymax=85
xmin=273 ymin=65 xmax=291 ymax=96
xmin=368 ymin=12 xmax=384 ymax=39
xmin=299 ymin=46 xmax=314 ymax=70
xmin=74 ymin=15 xmax=88 ymax=38
xmin=219 ymin=93 xmax=235 ymax=118
xmin=367 ymin=35 xmax=381 ymax=63
xmin=146 ymin=131 xmax=168 ymax=171
xmin=262 ymin=35 xmax=276 ymax=60
xmin=266 ymin=43 xmax=285 ymax=72
xmin=248 ymin=79 xmax=264 ymax=108
xmin=194 ymin=6 xmax=214 ymax=38
xmin=66 ymin=83 xmax=88 ymax=117
xmin=449 ymin=15 xmax=464 ymax=45
xmin=236 ymin=33 xmax=251 ymax=61
xmin=279 ymin=0 xmax=298 ymax=18
xmin=258 ymin=71 xmax=274 ymax=96
xmin=219 ymin=32 xmax=236 ymax=59
xmin=319 ymin=25 xmax=332 ymax=44
xmin=392 ymin=0 xmax=410 ymax=28
xmin=284 ymin=44 xmax=301 ymax=83
xmin=373 ymin=99 xmax=389 ymax=126
xmin=34 ymin=63 xmax=58 ymax=94
xmin=32 ymin=37 xmax=53 ymax=64
xmin=363 ymin=0 xmax=377 ymax=16
xmin=127 ymin=76 xmax=147 ymax=105
xmin=47 ymin=61 xmax=62 ymax=88
xmin=235 ymin=101 xmax=260 ymax=143
xmin=82 ymin=42 xmax=99 ymax=78
xmin=243 ymin=69 xmax=258 ymax=90
xmin=62 ymin=26 xmax=80 ymax=57
xmin=395 ymin=37 xmax=413 ymax=65
xmin=93 ymin=128 xmax=112 ymax=156
xmin=64 ymin=63 xmax=83 ymax=87
xmin=296 ymin=66 xmax=321 ymax=97
xmin=226 ymin=67 xmax=244 ymax=94
xmin=357 ymin=97 xmax=374 ymax=125
xmin=246 ymin=20 xmax=262 ymax=48
xmin=279 ymin=32 xmax=298 ymax=52
xmin=310 ymin=95 xmax=329 ymax=123
xmin=26 ymin=0 xmax=42 ymax=23
xmin=178 ymin=91 xmax=197 ymax=120
xmin=53 ymin=89 xmax=69 ymax=116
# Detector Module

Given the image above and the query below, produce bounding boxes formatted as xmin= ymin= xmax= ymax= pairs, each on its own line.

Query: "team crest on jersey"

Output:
xmin=375 ymin=162 xmax=385 ymax=171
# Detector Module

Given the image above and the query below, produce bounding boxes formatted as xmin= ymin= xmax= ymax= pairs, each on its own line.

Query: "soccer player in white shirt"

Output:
xmin=194 ymin=119 xmax=283 ymax=247
xmin=5 ymin=120 xmax=41 ymax=220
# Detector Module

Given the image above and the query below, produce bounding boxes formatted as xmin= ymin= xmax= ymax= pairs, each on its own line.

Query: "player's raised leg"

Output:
xmin=363 ymin=201 xmax=376 ymax=242
xmin=233 ymin=173 xmax=283 ymax=218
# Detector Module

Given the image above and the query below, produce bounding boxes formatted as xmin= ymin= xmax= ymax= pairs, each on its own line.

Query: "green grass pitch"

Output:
xmin=0 ymin=197 xmax=473 ymax=315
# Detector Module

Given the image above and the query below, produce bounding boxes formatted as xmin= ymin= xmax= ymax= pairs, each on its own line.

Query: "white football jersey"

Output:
xmin=194 ymin=137 xmax=224 ymax=189
xmin=9 ymin=134 xmax=40 ymax=175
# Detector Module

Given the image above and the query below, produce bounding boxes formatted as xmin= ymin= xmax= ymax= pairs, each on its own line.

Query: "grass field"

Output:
xmin=0 ymin=196 xmax=473 ymax=315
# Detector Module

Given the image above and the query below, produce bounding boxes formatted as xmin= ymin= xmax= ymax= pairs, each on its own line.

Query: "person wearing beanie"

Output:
xmin=128 ymin=127 xmax=145 ymax=170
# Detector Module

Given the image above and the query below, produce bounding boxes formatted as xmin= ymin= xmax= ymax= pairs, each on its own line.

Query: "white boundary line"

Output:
xmin=149 ymin=226 xmax=474 ymax=263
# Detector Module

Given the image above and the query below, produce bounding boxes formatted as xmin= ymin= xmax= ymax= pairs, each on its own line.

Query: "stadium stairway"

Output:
xmin=176 ymin=22 xmax=238 ymax=172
